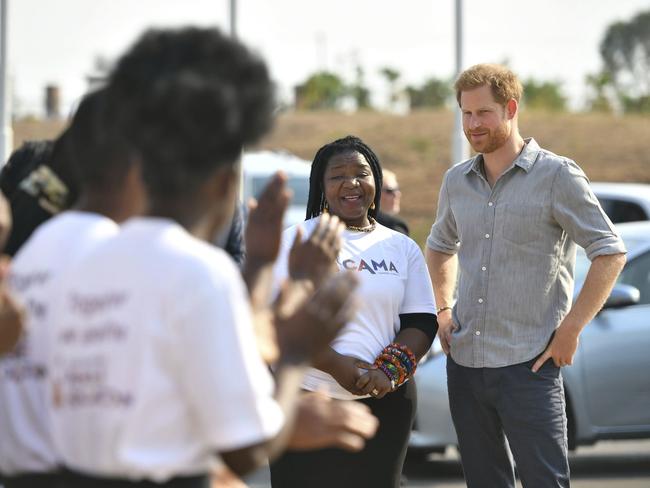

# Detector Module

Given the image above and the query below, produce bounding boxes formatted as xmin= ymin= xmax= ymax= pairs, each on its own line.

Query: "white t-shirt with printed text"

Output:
xmin=0 ymin=211 xmax=119 ymax=475
xmin=46 ymin=217 xmax=283 ymax=482
xmin=274 ymin=217 xmax=436 ymax=400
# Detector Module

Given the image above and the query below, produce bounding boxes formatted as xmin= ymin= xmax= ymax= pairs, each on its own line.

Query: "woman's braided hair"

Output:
xmin=305 ymin=135 xmax=383 ymax=220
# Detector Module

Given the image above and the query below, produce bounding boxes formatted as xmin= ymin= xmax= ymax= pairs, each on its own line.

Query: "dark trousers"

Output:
xmin=270 ymin=379 xmax=417 ymax=488
xmin=447 ymin=356 xmax=570 ymax=488
xmin=59 ymin=471 xmax=209 ymax=488
xmin=1 ymin=472 xmax=63 ymax=488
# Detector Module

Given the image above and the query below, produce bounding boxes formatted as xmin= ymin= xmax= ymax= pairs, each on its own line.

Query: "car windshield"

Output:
xmin=574 ymin=235 xmax=645 ymax=286
xmin=251 ymin=176 xmax=310 ymax=206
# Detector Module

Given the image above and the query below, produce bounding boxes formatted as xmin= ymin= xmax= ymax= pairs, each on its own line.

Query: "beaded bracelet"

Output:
xmin=390 ymin=343 xmax=417 ymax=368
xmin=377 ymin=363 xmax=397 ymax=390
xmin=379 ymin=353 xmax=406 ymax=385
xmin=381 ymin=358 xmax=405 ymax=385
xmin=385 ymin=344 xmax=416 ymax=377
xmin=386 ymin=347 xmax=414 ymax=375
xmin=374 ymin=355 xmax=403 ymax=390
xmin=373 ymin=342 xmax=418 ymax=390
xmin=391 ymin=344 xmax=417 ymax=375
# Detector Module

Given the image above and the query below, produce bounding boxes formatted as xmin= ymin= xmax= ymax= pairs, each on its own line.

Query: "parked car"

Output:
xmin=241 ymin=150 xmax=311 ymax=228
xmin=591 ymin=182 xmax=650 ymax=224
xmin=409 ymin=221 xmax=650 ymax=458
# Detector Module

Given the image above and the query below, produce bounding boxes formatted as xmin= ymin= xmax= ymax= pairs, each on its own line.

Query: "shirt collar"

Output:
xmin=515 ymin=138 xmax=540 ymax=172
xmin=463 ymin=137 xmax=540 ymax=176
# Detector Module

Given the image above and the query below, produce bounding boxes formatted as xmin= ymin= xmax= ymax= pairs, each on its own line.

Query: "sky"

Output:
xmin=7 ymin=0 xmax=650 ymax=116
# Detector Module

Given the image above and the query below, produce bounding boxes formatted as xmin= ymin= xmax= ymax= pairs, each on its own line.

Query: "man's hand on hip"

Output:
xmin=437 ymin=309 xmax=456 ymax=355
xmin=532 ymin=324 xmax=580 ymax=372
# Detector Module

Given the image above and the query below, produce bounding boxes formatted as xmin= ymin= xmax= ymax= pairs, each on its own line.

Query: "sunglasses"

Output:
xmin=382 ymin=187 xmax=400 ymax=195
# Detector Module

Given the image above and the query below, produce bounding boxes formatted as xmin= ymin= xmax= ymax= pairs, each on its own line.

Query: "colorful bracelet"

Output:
xmin=377 ymin=363 xmax=397 ymax=390
xmin=378 ymin=353 xmax=405 ymax=378
xmin=388 ymin=343 xmax=417 ymax=375
xmin=373 ymin=342 xmax=418 ymax=390
xmin=386 ymin=347 xmax=415 ymax=375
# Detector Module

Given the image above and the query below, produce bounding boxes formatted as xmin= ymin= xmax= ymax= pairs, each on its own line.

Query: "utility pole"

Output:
xmin=451 ymin=0 xmax=468 ymax=166
xmin=229 ymin=0 xmax=237 ymax=38
xmin=0 ymin=0 xmax=12 ymax=166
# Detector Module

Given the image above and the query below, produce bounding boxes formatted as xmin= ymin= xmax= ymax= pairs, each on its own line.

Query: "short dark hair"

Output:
xmin=305 ymin=135 xmax=383 ymax=220
xmin=107 ymin=27 xmax=275 ymax=199
xmin=65 ymin=89 xmax=133 ymax=192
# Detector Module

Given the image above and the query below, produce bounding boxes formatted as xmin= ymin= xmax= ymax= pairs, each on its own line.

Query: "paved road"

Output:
xmin=243 ymin=439 xmax=650 ymax=487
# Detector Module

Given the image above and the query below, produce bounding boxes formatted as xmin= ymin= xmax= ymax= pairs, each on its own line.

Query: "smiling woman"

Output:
xmin=271 ymin=135 xmax=439 ymax=488
xmin=305 ymin=136 xmax=383 ymax=226
xmin=322 ymin=151 xmax=376 ymax=228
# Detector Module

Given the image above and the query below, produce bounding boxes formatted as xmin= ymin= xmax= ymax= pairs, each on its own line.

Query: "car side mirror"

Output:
xmin=602 ymin=283 xmax=641 ymax=310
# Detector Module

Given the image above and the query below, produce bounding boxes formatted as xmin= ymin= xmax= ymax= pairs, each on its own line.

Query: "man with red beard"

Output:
xmin=425 ymin=64 xmax=626 ymax=488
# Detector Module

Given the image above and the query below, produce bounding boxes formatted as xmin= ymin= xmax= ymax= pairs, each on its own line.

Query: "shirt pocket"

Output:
xmin=500 ymin=203 xmax=544 ymax=245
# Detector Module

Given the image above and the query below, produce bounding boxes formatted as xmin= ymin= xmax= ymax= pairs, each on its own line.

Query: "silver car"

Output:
xmin=241 ymin=150 xmax=312 ymax=228
xmin=410 ymin=221 xmax=650 ymax=458
xmin=591 ymin=182 xmax=650 ymax=223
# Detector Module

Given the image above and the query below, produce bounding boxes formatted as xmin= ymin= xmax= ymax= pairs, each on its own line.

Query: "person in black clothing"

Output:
xmin=376 ymin=209 xmax=409 ymax=235
xmin=0 ymin=135 xmax=80 ymax=256
xmin=212 ymin=202 xmax=247 ymax=267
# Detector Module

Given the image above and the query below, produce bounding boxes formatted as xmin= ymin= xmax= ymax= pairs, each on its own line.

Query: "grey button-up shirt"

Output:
xmin=427 ymin=138 xmax=626 ymax=368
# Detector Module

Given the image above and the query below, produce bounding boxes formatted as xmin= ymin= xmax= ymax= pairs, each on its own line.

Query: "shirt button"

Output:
xmin=475 ymin=331 xmax=481 ymax=336
xmin=481 ymin=266 xmax=487 ymax=271
xmin=478 ymin=298 xmax=484 ymax=303
xmin=488 ymin=202 xmax=494 ymax=207
xmin=485 ymin=233 xmax=490 ymax=239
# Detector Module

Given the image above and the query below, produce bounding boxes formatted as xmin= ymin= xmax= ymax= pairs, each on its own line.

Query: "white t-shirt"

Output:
xmin=274 ymin=217 xmax=436 ymax=400
xmin=46 ymin=217 xmax=283 ymax=482
xmin=0 ymin=211 xmax=119 ymax=475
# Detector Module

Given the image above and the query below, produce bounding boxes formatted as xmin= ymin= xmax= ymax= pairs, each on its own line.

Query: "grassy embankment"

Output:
xmin=14 ymin=110 xmax=650 ymax=247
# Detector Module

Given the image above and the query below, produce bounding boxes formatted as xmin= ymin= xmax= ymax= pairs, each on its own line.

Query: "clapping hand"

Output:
xmin=288 ymin=213 xmax=343 ymax=287
xmin=275 ymin=271 xmax=358 ymax=365
xmin=245 ymin=172 xmax=291 ymax=265
xmin=288 ymin=390 xmax=379 ymax=451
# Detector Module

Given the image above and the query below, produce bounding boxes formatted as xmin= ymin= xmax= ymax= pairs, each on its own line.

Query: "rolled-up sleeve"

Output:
xmin=551 ymin=160 xmax=626 ymax=261
xmin=427 ymin=171 xmax=459 ymax=255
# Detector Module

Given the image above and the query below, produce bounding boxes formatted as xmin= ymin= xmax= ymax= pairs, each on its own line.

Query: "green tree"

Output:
xmin=522 ymin=79 xmax=567 ymax=112
xmin=599 ymin=10 xmax=650 ymax=112
xmin=620 ymin=94 xmax=650 ymax=113
xmin=406 ymin=77 xmax=451 ymax=109
xmin=585 ymin=71 xmax=615 ymax=113
xmin=295 ymin=71 xmax=347 ymax=110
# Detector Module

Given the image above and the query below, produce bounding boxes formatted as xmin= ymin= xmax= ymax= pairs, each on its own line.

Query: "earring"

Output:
xmin=323 ymin=201 xmax=329 ymax=214
xmin=370 ymin=202 xmax=375 ymax=210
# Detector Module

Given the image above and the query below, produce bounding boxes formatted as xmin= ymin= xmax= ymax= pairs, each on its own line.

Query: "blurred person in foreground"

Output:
xmin=0 ymin=89 xmax=375 ymax=488
xmin=0 ymin=88 xmax=145 ymax=488
xmin=426 ymin=63 xmax=626 ymax=488
xmin=375 ymin=168 xmax=409 ymax=235
xmin=270 ymin=135 xmax=438 ymax=488
xmin=45 ymin=27 xmax=370 ymax=488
